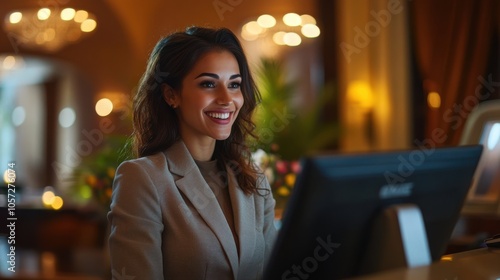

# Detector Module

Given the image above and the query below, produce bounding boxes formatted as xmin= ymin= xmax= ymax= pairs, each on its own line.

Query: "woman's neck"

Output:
xmin=182 ymin=136 xmax=216 ymax=162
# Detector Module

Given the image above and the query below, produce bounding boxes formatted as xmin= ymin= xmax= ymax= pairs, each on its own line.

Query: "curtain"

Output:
xmin=410 ymin=0 xmax=497 ymax=146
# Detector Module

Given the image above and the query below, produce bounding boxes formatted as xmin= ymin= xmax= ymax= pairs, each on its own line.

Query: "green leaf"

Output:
xmin=253 ymin=58 xmax=339 ymax=160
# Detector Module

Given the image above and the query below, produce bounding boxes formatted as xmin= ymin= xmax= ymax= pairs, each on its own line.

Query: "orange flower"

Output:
xmin=105 ymin=188 xmax=113 ymax=199
xmin=277 ymin=186 xmax=290 ymax=197
xmin=86 ymin=175 xmax=98 ymax=187
xmin=285 ymin=173 xmax=296 ymax=187
xmin=107 ymin=167 xmax=116 ymax=178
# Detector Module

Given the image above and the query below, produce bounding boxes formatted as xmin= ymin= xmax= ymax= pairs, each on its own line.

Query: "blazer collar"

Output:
xmin=164 ymin=140 xmax=258 ymax=277
xmin=164 ymin=140 xmax=197 ymax=177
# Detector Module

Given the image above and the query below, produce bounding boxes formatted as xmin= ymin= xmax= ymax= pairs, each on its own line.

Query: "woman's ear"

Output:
xmin=162 ymin=84 xmax=178 ymax=108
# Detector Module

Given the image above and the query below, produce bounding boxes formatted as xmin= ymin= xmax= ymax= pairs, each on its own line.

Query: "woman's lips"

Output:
xmin=206 ymin=111 xmax=232 ymax=124
xmin=206 ymin=112 xmax=230 ymax=120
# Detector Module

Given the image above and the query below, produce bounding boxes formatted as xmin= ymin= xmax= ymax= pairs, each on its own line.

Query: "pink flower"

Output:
xmin=275 ymin=160 xmax=288 ymax=174
xmin=291 ymin=161 xmax=301 ymax=174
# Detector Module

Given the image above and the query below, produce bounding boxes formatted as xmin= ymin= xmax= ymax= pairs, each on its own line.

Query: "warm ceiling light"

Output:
xmin=241 ymin=28 xmax=258 ymax=41
xmin=4 ymin=7 xmax=97 ymax=52
xmin=74 ymin=10 xmax=88 ymax=23
xmin=301 ymin=24 xmax=320 ymax=38
xmin=96 ymin=98 xmax=113 ymax=116
xmin=61 ymin=8 xmax=76 ymax=21
xmin=257 ymin=14 xmax=276 ymax=28
xmin=81 ymin=18 xmax=97 ymax=32
xmin=283 ymin=13 xmax=301 ymax=27
xmin=241 ymin=13 xmax=319 ymax=47
xmin=272 ymin=31 xmax=286 ymax=45
xmin=37 ymin=8 xmax=51 ymax=20
xmin=244 ymin=21 xmax=263 ymax=35
xmin=283 ymin=32 xmax=301 ymax=46
xmin=9 ymin=12 xmax=22 ymax=24
xmin=300 ymin=14 xmax=316 ymax=25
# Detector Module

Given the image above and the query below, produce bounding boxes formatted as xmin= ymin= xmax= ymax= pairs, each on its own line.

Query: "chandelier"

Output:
xmin=3 ymin=7 xmax=97 ymax=52
xmin=241 ymin=13 xmax=320 ymax=47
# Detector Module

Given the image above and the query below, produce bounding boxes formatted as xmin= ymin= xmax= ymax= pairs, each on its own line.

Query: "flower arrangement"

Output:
xmin=71 ymin=135 xmax=130 ymax=211
xmin=74 ymin=165 xmax=115 ymax=210
xmin=252 ymin=149 xmax=301 ymax=211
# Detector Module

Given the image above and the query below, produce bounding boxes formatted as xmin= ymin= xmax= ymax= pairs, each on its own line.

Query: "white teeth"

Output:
xmin=207 ymin=112 xmax=230 ymax=120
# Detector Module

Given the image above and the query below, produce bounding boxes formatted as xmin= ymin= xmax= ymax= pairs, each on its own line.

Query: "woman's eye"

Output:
xmin=228 ymin=82 xmax=241 ymax=89
xmin=200 ymin=81 xmax=216 ymax=88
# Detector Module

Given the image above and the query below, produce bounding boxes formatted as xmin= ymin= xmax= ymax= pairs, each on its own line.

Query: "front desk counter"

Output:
xmin=351 ymin=247 xmax=500 ymax=280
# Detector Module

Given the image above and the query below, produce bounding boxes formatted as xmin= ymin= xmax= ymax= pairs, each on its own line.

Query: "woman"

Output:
xmin=107 ymin=26 xmax=277 ymax=280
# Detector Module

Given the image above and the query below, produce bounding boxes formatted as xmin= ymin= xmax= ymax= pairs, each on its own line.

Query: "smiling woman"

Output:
xmin=164 ymin=50 xmax=245 ymax=152
xmin=108 ymin=26 xmax=277 ymax=280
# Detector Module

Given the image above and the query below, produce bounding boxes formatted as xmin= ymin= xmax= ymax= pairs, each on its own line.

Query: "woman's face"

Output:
xmin=168 ymin=50 xmax=244 ymax=143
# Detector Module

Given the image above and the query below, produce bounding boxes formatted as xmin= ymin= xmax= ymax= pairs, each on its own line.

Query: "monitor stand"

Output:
xmin=358 ymin=204 xmax=432 ymax=275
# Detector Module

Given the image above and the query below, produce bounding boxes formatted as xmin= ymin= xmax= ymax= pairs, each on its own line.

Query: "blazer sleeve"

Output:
xmin=261 ymin=175 xmax=278 ymax=263
xmin=107 ymin=160 xmax=165 ymax=279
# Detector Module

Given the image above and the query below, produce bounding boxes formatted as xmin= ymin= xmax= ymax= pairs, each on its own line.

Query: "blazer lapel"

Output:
xmin=227 ymin=168 xmax=256 ymax=267
xmin=165 ymin=141 xmax=239 ymax=278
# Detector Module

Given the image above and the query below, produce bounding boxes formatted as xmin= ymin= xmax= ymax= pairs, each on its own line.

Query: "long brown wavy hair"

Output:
xmin=132 ymin=26 xmax=262 ymax=194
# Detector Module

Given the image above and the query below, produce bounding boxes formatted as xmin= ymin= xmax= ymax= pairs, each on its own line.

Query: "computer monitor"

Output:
xmin=459 ymin=99 xmax=500 ymax=215
xmin=264 ymin=145 xmax=483 ymax=279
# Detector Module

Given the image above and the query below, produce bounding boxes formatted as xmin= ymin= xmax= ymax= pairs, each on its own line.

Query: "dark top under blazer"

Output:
xmin=108 ymin=140 xmax=277 ymax=280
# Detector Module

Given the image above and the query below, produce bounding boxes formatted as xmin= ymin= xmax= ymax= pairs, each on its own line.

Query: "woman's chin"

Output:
xmin=214 ymin=132 xmax=231 ymax=141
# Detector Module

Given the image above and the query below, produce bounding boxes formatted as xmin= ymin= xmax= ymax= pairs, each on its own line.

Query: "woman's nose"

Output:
xmin=216 ymin=88 xmax=233 ymax=106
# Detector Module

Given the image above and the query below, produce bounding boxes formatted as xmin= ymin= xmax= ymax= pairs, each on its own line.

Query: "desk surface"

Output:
xmin=0 ymin=241 xmax=108 ymax=279
xmin=352 ymin=247 xmax=500 ymax=280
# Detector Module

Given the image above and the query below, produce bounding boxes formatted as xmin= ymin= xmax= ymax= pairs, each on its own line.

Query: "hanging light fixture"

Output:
xmin=3 ymin=7 xmax=97 ymax=52
xmin=241 ymin=13 xmax=320 ymax=47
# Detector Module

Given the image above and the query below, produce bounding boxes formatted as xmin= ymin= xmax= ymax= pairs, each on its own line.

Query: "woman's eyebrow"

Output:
xmin=195 ymin=72 xmax=219 ymax=79
xmin=194 ymin=73 xmax=242 ymax=79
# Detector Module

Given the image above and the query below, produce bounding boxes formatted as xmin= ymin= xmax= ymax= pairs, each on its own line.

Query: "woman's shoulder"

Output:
xmin=117 ymin=150 xmax=169 ymax=174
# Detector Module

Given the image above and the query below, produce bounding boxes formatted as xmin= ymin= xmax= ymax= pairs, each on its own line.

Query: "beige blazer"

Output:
xmin=108 ymin=141 xmax=277 ymax=280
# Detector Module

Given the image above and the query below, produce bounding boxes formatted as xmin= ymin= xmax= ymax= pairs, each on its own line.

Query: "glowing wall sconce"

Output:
xmin=347 ymin=80 xmax=375 ymax=145
xmin=427 ymin=91 xmax=441 ymax=109
xmin=347 ymin=80 xmax=374 ymax=109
